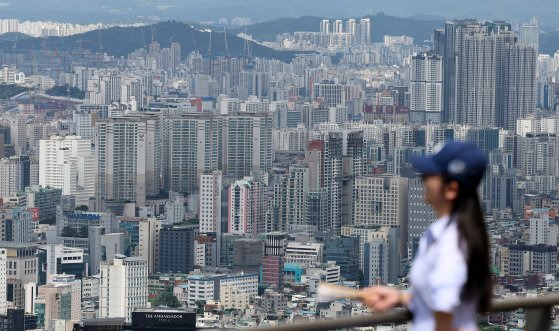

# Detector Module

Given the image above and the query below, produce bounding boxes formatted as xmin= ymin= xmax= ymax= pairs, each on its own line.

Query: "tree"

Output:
xmin=195 ymin=300 xmax=206 ymax=314
xmin=45 ymin=84 xmax=85 ymax=99
xmin=75 ymin=205 xmax=89 ymax=211
xmin=61 ymin=226 xmax=78 ymax=238
xmin=152 ymin=291 xmax=181 ymax=308
xmin=40 ymin=216 xmax=56 ymax=225
xmin=79 ymin=225 xmax=89 ymax=238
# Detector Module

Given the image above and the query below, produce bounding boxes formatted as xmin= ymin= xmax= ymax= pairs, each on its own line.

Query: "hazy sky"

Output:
xmin=0 ymin=0 xmax=557 ymax=29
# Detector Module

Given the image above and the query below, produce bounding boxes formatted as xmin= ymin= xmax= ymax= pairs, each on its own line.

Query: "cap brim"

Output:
xmin=411 ymin=155 xmax=443 ymax=175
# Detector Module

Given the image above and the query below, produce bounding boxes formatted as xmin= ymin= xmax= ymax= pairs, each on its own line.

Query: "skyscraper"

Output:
xmin=99 ymin=256 xmax=148 ymax=322
xmin=271 ymin=166 xmax=310 ymax=233
xmin=306 ymin=135 xmax=343 ymax=235
xmin=346 ymin=19 xmax=356 ymax=36
xmin=520 ymin=16 xmax=540 ymax=54
xmin=333 ymin=20 xmax=343 ymax=34
xmin=222 ymin=112 xmax=273 ymax=179
xmin=0 ymin=156 xmax=25 ymax=198
xmin=358 ymin=18 xmax=371 ymax=45
xmin=436 ymin=20 xmax=536 ymax=129
xmin=138 ymin=218 xmax=162 ymax=274
xmin=410 ymin=53 xmax=443 ymax=124
xmin=170 ymin=42 xmax=182 ymax=69
xmin=228 ymin=176 xmax=267 ymax=235
xmin=39 ymin=135 xmax=95 ymax=206
xmin=164 ymin=113 xmax=221 ymax=194
xmin=199 ymin=171 xmax=223 ymax=234
xmin=320 ymin=19 xmax=330 ymax=34
xmin=95 ymin=114 xmax=161 ymax=206
xmin=354 ymin=175 xmax=409 ymax=257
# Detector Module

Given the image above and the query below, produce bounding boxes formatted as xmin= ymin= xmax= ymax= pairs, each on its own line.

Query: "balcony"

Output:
xmin=242 ymin=295 xmax=559 ymax=331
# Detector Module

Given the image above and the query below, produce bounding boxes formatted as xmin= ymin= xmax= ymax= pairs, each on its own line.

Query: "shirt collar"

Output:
xmin=428 ymin=213 xmax=453 ymax=241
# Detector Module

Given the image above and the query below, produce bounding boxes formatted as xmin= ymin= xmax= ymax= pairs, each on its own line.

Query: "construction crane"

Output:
xmin=151 ymin=25 xmax=157 ymax=43
xmin=223 ymin=27 xmax=229 ymax=57
xmin=98 ymin=29 xmax=103 ymax=52
xmin=190 ymin=28 xmax=198 ymax=53
xmin=140 ymin=26 xmax=147 ymax=48
xmin=208 ymin=28 xmax=212 ymax=55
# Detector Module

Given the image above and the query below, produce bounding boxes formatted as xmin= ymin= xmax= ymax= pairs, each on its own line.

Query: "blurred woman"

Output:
xmin=360 ymin=141 xmax=492 ymax=331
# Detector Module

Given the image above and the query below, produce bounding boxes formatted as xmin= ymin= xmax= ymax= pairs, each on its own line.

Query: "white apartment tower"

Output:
xmin=410 ymin=53 xmax=444 ymax=124
xmin=0 ymin=157 xmax=25 ymax=198
xmin=358 ymin=18 xmax=371 ymax=45
xmin=199 ymin=171 xmax=222 ymax=234
xmin=99 ymin=256 xmax=148 ymax=322
xmin=0 ymin=249 xmax=6 ymax=314
xmin=95 ymin=114 xmax=161 ymax=206
xmin=39 ymin=135 xmax=95 ymax=206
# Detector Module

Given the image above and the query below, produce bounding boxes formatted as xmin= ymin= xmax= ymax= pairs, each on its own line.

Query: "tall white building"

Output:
xmin=222 ymin=112 xmax=273 ymax=178
xmin=0 ymin=248 xmax=6 ymax=314
xmin=138 ymin=218 xmax=161 ymax=274
xmin=410 ymin=53 xmax=443 ymax=124
xmin=164 ymin=192 xmax=186 ymax=224
xmin=164 ymin=114 xmax=221 ymax=194
xmin=272 ymin=166 xmax=310 ymax=232
xmin=199 ymin=171 xmax=222 ymax=234
xmin=39 ymin=135 xmax=95 ymax=206
xmin=320 ymin=19 xmax=330 ymax=34
xmin=520 ymin=16 xmax=540 ymax=54
xmin=358 ymin=18 xmax=371 ymax=45
xmin=333 ymin=20 xmax=343 ymax=34
xmin=95 ymin=114 xmax=161 ymax=206
xmin=99 ymin=256 xmax=148 ymax=322
xmin=0 ymin=19 xmax=19 ymax=34
xmin=0 ymin=157 xmax=25 ymax=198
xmin=73 ymin=104 xmax=110 ymax=142
xmin=354 ymin=175 xmax=409 ymax=257
xmin=529 ymin=208 xmax=558 ymax=246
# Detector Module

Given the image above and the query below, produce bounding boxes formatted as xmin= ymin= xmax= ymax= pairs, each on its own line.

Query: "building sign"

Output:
xmin=131 ymin=311 xmax=195 ymax=330
xmin=28 ymin=208 xmax=39 ymax=222
xmin=66 ymin=212 xmax=101 ymax=221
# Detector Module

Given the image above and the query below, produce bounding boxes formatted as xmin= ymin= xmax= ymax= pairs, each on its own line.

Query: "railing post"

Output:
xmin=525 ymin=305 xmax=551 ymax=331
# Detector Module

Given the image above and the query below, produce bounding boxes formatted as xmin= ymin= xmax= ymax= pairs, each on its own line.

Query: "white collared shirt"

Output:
xmin=408 ymin=214 xmax=478 ymax=331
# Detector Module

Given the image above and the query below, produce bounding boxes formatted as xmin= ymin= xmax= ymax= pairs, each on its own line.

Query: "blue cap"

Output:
xmin=411 ymin=141 xmax=488 ymax=187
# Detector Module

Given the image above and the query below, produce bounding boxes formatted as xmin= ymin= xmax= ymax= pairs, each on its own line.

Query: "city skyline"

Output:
xmin=0 ymin=4 xmax=556 ymax=330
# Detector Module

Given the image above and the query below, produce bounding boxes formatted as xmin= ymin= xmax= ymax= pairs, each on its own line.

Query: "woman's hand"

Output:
xmin=360 ymin=286 xmax=409 ymax=312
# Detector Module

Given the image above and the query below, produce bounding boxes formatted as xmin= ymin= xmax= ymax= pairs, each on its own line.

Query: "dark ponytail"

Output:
xmin=448 ymin=179 xmax=492 ymax=312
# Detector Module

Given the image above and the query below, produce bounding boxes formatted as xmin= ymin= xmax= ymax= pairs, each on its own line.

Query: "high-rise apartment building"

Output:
xmin=99 ymin=256 xmax=148 ymax=322
xmin=410 ymin=53 xmax=443 ymax=124
xmin=163 ymin=113 xmax=221 ymax=194
xmin=95 ymin=114 xmax=161 ymax=206
xmin=199 ymin=171 xmax=222 ymax=234
xmin=228 ymin=176 xmax=267 ymax=235
xmin=39 ymin=135 xmax=95 ymax=206
xmin=435 ymin=20 xmax=536 ymax=129
xmin=222 ymin=112 xmax=273 ymax=179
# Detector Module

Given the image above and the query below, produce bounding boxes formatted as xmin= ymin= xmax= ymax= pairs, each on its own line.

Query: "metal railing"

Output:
xmin=247 ymin=295 xmax=559 ymax=331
